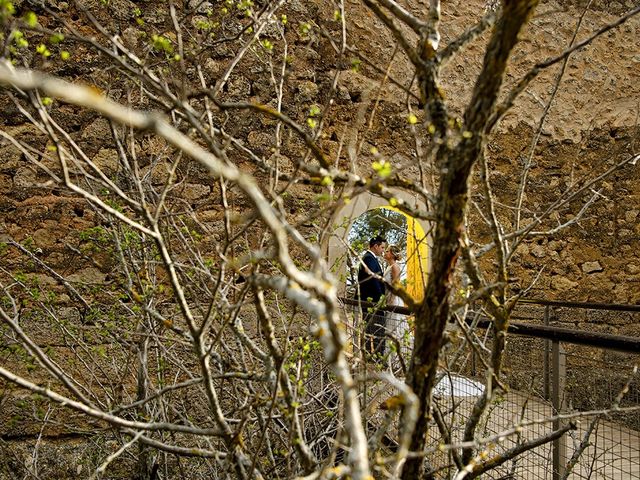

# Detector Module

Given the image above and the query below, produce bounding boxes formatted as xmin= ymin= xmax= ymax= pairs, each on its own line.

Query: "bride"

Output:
xmin=383 ymin=245 xmax=409 ymax=348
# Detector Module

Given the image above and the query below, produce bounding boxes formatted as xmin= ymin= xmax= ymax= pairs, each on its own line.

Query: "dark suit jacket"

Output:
xmin=357 ymin=250 xmax=385 ymax=304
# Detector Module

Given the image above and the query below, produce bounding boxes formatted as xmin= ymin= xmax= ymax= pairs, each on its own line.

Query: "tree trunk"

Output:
xmin=401 ymin=2 xmax=539 ymax=478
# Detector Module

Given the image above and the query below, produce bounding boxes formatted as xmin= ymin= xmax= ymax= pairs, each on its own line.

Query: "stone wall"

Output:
xmin=1 ymin=0 xmax=639 ymax=304
xmin=486 ymin=124 xmax=640 ymax=304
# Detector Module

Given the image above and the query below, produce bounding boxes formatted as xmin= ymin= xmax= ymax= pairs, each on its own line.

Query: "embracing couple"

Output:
xmin=356 ymin=236 xmax=403 ymax=364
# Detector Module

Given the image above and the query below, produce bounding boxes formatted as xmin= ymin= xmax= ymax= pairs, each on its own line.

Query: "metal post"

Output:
xmin=552 ymin=340 xmax=567 ymax=480
xmin=544 ymin=306 xmax=551 ymax=400
xmin=470 ymin=304 xmax=477 ymax=377
xmin=471 ymin=349 xmax=477 ymax=377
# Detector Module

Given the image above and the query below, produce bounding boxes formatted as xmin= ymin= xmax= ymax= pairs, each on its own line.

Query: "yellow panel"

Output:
xmin=378 ymin=206 xmax=428 ymax=301
xmin=405 ymin=214 xmax=428 ymax=301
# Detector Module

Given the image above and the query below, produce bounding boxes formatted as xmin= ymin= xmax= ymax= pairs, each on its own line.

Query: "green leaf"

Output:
xmin=49 ymin=32 xmax=64 ymax=44
xmin=24 ymin=11 xmax=37 ymax=27
xmin=299 ymin=22 xmax=311 ymax=35
xmin=36 ymin=43 xmax=51 ymax=57
xmin=0 ymin=0 xmax=15 ymax=21
xmin=321 ymin=176 xmax=333 ymax=186
xmin=151 ymin=34 xmax=173 ymax=54
xmin=372 ymin=160 xmax=392 ymax=179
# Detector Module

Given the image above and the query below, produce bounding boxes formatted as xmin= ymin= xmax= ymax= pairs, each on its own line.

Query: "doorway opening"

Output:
xmin=345 ymin=206 xmax=428 ymax=301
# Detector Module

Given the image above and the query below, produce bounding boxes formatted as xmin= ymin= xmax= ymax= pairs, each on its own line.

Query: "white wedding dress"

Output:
xmin=384 ymin=267 xmax=411 ymax=352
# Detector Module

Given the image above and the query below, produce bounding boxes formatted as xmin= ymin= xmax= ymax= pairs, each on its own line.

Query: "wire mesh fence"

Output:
xmin=339 ymin=298 xmax=640 ymax=479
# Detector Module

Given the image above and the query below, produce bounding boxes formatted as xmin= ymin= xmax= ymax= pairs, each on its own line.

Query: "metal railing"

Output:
xmin=339 ymin=297 xmax=640 ymax=479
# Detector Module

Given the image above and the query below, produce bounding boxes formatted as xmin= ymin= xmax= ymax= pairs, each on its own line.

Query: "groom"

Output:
xmin=357 ymin=236 xmax=387 ymax=362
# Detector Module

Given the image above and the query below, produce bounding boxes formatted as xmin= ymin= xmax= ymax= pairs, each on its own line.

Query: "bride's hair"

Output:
xmin=387 ymin=244 xmax=402 ymax=261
